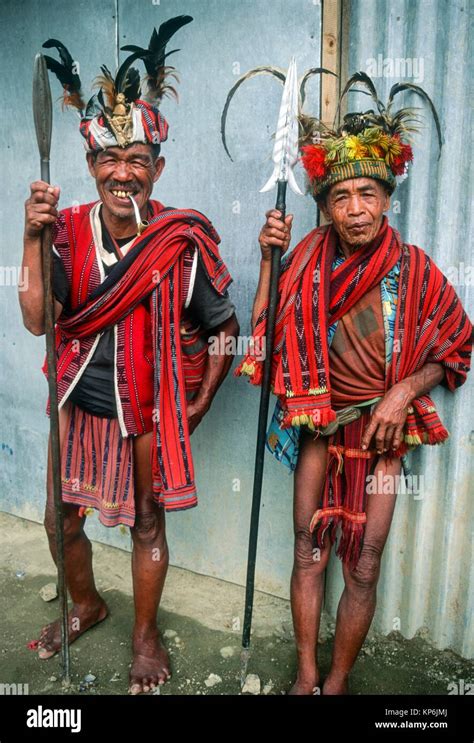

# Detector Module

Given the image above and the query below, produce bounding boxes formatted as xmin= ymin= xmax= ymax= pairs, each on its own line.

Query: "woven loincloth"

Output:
xmin=59 ymin=401 xmax=142 ymax=527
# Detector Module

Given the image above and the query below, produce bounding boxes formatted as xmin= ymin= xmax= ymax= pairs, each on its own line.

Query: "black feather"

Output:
xmin=115 ymin=52 xmax=144 ymax=95
xmin=120 ymin=15 xmax=193 ymax=102
xmin=42 ymin=38 xmax=84 ymax=111
xmin=334 ymin=71 xmax=385 ymax=129
xmin=299 ymin=67 xmax=338 ymax=106
xmin=123 ymin=67 xmax=141 ymax=103
xmin=339 ymin=71 xmax=383 ymax=110
xmin=42 ymin=56 xmax=71 ymax=87
xmin=146 ymin=15 xmax=193 ymax=68
xmin=43 ymin=38 xmax=74 ymax=71
xmin=220 ymin=66 xmax=286 ymax=161
xmin=388 ymin=82 xmax=443 ymax=154
xmin=84 ymin=94 xmax=102 ymax=119
xmin=97 ymin=88 xmax=109 ymax=115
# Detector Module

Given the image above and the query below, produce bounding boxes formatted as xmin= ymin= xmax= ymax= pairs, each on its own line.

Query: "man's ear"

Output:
xmin=86 ymin=153 xmax=96 ymax=179
xmin=153 ymin=156 xmax=166 ymax=183
xmin=318 ymin=198 xmax=331 ymax=222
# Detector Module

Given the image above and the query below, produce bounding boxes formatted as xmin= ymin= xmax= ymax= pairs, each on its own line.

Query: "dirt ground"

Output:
xmin=0 ymin=512 xmax=471 ymax=696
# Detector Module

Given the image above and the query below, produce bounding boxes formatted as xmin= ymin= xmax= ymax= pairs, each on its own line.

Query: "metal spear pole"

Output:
xmin=240 ymin=58 xmax=302 ymax=684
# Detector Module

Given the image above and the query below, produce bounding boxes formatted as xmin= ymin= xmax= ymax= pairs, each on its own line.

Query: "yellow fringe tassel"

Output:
xmin=404 ymin=433 xmax=423 ymax=445
xmin=239 ymin=361 xmax=255 ymax=376
xmin=290 ymin=414 xmax=317 ymax=430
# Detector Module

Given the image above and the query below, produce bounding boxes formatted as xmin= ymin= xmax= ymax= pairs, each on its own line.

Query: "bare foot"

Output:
xmin=129 ymin=628 xmax=171 ymax=694
xmin=288 ymin=672 xmax=321 ymax=695
xmin=37 ymin=598 xmax=108 ymax=659
xmin=322 ymin=674 xmax=349 ymax=695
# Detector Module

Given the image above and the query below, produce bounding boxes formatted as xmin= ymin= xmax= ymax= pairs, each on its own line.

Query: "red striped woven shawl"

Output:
xmin=236 ymin=217 xmax=472 ymax=457
xmin=43 ymin=201 xmax=232 ymax=511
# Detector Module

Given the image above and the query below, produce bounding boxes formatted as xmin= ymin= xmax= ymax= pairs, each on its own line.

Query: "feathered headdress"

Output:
xmin=42 ymin=15 xmax=193 ymax=151
xmin=299 ymin=71 xmax=442 ymax=197
xmin=221 ymin=63 xmax=336 ymax=161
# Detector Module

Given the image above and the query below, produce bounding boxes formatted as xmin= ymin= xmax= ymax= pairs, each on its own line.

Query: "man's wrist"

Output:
xmin=395 ymin=378 xmax=417 ymax=404
xmin=190 ymin=391 xmax=211 ymax=415
xmin=23 ymin=232 xmax=43 ymax=250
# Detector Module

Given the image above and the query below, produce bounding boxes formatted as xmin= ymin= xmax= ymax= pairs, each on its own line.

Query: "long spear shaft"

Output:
xmin=241 ymin=180 xmax=287 ymax=674
xmin=33 ymin=53 xmax=70 ymax=683
xmin=240 ymin=57 xmax=302 ymax=684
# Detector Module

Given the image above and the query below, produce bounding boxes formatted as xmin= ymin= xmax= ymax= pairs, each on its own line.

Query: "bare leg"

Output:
xmin=289 ymin=432 xmax=331 ymax=695
xmin=323 ymin=454 xmax=401 ymax=694
xmin=39 ymin=403 xmax=108 ymax=659
xmin=128 ymin=431 xmax=170 ymax=694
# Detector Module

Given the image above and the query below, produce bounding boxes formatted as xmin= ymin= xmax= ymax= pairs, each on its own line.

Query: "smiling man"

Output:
xmin=236 ymin=76 xmax=472 ymax=695
xmin=18 ymin=19 xmax=239 ymax=694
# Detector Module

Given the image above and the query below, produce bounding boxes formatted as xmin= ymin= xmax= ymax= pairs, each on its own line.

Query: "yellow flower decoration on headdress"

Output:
xmin=345 ymin=135 xmax=368 ymax=161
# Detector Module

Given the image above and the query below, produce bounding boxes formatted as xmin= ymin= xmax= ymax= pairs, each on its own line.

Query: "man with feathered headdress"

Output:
xmin=19 ymin=16 xmax=239 ymax=694
xmin=235 ymin=73 xmax=472 ymax=694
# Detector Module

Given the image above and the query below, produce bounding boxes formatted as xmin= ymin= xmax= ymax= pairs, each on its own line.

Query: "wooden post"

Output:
xmin=320 ymin=0 xmax=350 ymax=127
xmin=318 ymin=0 xmax=350 ymax=225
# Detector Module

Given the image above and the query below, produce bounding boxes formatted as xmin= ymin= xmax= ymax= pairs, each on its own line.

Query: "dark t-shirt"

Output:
xmin=53 ymin=209 xmax=236 ymax=418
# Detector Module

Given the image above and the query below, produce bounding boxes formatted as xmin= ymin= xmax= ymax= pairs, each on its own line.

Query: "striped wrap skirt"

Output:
xmin=58 ymin=400 xmax=139 ymax=527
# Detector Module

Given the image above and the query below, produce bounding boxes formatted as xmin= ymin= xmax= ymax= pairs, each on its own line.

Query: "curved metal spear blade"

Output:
xmin=33 ymin=54 xmax=53 ymax=166
xmin=260 ymin=56 xmax=303 ymax=195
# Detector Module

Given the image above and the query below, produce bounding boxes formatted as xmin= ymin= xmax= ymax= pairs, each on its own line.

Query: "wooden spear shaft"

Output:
xmin=32 ymin=53 xmax=70 ymax=683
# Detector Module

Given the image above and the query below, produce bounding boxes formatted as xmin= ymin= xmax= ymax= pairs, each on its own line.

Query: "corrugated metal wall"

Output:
xmin=0 ymin=0 xmax=322 ymax=625
xmin=323 ymin=0 xmax=473 ymax=658
xmin=1 ymin=0 xmax=471 ymax=658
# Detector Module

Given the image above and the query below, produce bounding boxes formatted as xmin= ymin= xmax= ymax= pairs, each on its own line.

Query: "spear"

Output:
xmin=32 ymin=53 xmax=70 ymax=683
xmin=239 ymin=57 xmax=302 ymax=683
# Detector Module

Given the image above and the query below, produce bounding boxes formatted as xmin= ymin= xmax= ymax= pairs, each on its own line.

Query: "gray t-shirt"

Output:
xmin=53 ymin=213 xmax=236 ymax=418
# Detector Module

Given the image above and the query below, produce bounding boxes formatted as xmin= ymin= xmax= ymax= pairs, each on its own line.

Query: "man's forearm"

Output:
xmin=192 ymin=314 xmax=240 ymax=412
xmin=21 ymin=181 xmax=62 ymax=334
xmin=19 ymin=234 xmax=46 ymax=335
xmin=19 ymin=234 xmax=63 ymax=335
xmin=397 ymin=362 xmax=445 ymax=403
xmin=251 ymin=258 xmax=271 ymax=332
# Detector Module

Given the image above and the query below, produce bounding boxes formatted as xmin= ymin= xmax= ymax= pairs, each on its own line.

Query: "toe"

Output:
xmin=38 ymin=646 xmax=56 ymax=660
xmin=142 ymin=677 xmax=151 ymax=692
xmin=129 ymin=681 xmax=142 ymax=695
xmin=157 ymin=666 xmax=170 ymax=684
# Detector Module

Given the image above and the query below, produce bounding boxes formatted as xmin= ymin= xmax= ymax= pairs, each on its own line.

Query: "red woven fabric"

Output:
xmin=43 ymin=201 xmax=232 ymax=511
xmin=310 ymin=411 xmax=378 ymax=568
xmin=236 ymin=217 xmax=472 ymax=454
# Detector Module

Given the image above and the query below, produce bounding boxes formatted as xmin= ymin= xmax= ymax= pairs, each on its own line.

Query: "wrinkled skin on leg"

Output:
xmin=289 ymin=430 xmax=400 ymax=695
xmin=322 ymin=454 xmax=400 ymax=695
xmin=289 ymin=432 xmax=330 ymax=695
xmin=38 ymin=402 xmax=108 ymax=659
xmin=128 ymin=431 xmax=170 ymax=694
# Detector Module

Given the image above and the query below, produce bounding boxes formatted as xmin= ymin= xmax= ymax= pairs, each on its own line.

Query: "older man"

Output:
xmin=236 ymin=81 xmax=472 ymax=695
xmin=19 ymin=19 xmax=239 ymax=694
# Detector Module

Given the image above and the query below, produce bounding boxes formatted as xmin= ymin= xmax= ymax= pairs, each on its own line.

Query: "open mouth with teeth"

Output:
xmin=109 ymin=189 xmax=138 ymax=203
